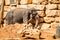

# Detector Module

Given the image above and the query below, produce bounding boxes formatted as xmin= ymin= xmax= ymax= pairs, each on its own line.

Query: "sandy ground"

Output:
xmin=0 ymin=23 xmax=60 ymax=40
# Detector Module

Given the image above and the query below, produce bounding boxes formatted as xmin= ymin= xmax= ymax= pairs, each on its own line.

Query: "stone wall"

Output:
xmin=0 ymin=0 xmax=60 ymax=39
xmin=3 ymin=0 xmax=60 ymax=29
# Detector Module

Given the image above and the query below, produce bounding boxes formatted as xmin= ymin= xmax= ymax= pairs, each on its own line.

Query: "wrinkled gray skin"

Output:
xmin=55 ymin=26 xmax=60 ymax=38
xmin=5 ymin=8 xmax=39 ymax=27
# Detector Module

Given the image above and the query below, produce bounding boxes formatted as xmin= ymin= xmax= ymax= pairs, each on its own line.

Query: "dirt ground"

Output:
xmin=0 ymin=23 xmax=60 ymax=40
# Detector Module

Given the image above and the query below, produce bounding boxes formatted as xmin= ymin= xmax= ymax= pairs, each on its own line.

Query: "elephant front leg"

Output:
xmin=23 ymin=13 xmax=28 ymax=24
xmin=35 ymin=15 xmax=39 ymax=28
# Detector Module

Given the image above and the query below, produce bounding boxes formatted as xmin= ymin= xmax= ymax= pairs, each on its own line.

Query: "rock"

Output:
xmin=37 ymin=11 xmax=46 ymax=17
xmin=46 ymin=10 xmax=60 ymax=17
xmin=36 ymin=5 xmax=46 ymax=10
xmin=55 ymin=17 xmax=60 ymax=23
xmin=32 ymin=0 xmax=48 ymax=5
xmin=48 ymin=0 xmax=60 ymax=4
xmin=17 ymin=5 xmax=28 ymax=9
xmin=46 ymin=4 xmax=57 ymax=10
xmin=44 ymin=17 xmax=54 ymax=23
xmin=41 ymin=23 xmax=51 ymax=30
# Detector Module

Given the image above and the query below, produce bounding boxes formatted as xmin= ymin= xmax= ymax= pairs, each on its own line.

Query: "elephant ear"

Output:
xmin=28 ymin=7 xmax=40 ymax=14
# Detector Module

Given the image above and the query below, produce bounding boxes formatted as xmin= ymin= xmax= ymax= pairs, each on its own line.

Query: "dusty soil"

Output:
xmin=0 ymin=23 xmax=59 ymax=40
